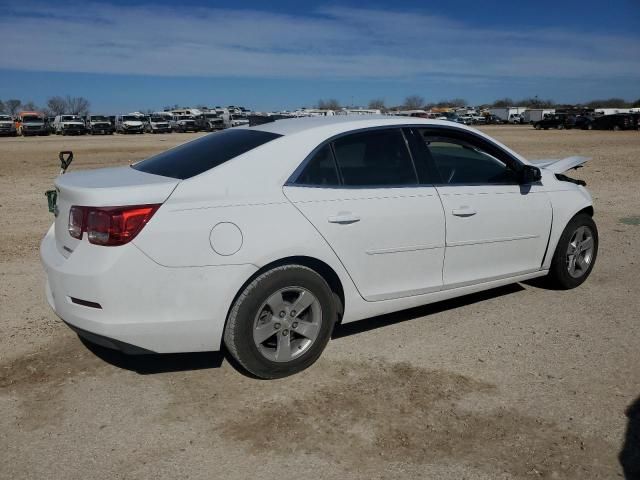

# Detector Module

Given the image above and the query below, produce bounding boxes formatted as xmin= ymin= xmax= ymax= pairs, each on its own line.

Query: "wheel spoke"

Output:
xmin=264 ymin=291 xmax=284 ymax=313
xmin=293 ymin=321 xmax=320 ymax=340
xmin=275 ymin=333 xmax=292 ymax=362
xmin=291 ymin=290 xmax=316 ymax=317
xmin=575 ymin=226 xmax=586 ymax=243
xmin=576 ymin=254 xmax=588 ymax=270
xmin=254 ymin=318 xmax=278 ymax=344
xmin=581 ymin=236 xmax=593 ymax=252
xmin=567 ymin=254 xmax=577 ymax=275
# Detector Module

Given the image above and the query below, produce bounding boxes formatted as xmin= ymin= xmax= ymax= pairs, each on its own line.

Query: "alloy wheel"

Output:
xmin=252 ymin=287 xmax=322 ymax=362
xmin=566 ymin=226 xmax=595 ymax=278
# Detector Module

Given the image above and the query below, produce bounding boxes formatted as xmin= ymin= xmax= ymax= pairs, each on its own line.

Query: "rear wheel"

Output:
xmin=547 ymin=213 xmax=598 ymax=289
xmin=224 ymin=265 xmax=337 ymax=379
xmin=557 ymin=124 xmax=565 ymax=130
xmin=613 ymin=125 xmax=621 ymax=131
xmin=534 ymin=123 xmax=541 ymax=130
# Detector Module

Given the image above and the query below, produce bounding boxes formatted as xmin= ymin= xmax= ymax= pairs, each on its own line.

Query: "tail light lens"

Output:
xmin=68 ymin=206 xmax=85 ymax=239
xmin=67 ymin=204 xmax=160 ymax=246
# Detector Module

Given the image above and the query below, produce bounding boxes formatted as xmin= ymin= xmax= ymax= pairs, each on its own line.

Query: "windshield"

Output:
xmin=0 ymin=115 xmax=11 ymax=121
xmin=177 ymin=116 xmax=193 ymax=120
xmin=150 ymin=117 xmax=165 ymax=122
xmin=23 ymin=116 xmax=42 ymax=123
xmin=133 ymin=129 xmax=282 ymax=179
xmin=205 ymin=114 xmax=220 ymax=119
xmin=122 ymin=116 xmax=140 ymax=121
xmin=62 ymin=115 xmax=82 ymax=121
xmin=91 ymin=116 xmax=108 ymax=121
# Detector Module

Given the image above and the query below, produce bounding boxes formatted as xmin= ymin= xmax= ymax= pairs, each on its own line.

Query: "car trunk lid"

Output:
xmin=53 ymin=166 xmax=179 ymax=257
xmin=529 ymin=156 xmax=590 ymax=174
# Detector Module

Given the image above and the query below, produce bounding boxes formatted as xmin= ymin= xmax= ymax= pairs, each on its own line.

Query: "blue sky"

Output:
xmin=0 ymin=0 xmax=638 ymax=113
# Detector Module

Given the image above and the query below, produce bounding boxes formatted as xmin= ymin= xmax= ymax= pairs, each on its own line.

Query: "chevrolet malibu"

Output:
xmin=41 ymin=116 xmax=598 ymax=378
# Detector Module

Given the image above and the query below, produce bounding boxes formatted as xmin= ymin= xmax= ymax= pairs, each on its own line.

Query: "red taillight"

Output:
xmin=68 ymin=206 xmax=85 ymax=239
xmin=67 ymin=204 xmax=160 ymax=246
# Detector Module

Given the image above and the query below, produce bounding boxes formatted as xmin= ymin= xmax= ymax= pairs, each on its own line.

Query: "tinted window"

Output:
xmin=296 ymin=145 xmax=340 ymax=186
xmin=332 ymin=129 xmax=417 ymax=186
xmin=132 ymin=129 xmax=281 ymax=179
xmin=425 ymin=138 xmax=517 ymax=184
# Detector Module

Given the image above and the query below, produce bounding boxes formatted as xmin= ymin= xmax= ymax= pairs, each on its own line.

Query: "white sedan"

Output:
xmin=41 ymin=116 xmax=598 ymax=378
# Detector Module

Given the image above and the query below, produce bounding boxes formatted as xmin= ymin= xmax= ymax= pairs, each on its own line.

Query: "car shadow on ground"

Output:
xmin=79 ymin=337 xmax=225 ymax=375
xmin=79 ymin=283 xmax=525 ymax=376
xmin=620 ymin=396 xmax=640 ymax=479
xmin=332 ymin=283 xmax=524 ymax=339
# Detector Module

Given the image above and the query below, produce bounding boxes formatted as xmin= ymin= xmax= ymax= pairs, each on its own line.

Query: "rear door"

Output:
xmin=283 ymin=127 xmax=445 ymax=302
xmin=409 ymin=127 xmax=552 ymax=287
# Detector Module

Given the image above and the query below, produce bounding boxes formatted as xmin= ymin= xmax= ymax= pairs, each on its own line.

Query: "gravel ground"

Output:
xmin=1 ymin=126 xmax=639 ymax=479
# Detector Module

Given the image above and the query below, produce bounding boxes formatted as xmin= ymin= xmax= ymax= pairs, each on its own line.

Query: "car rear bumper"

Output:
xmin=40 ymin=225 xmax=257 ymax=353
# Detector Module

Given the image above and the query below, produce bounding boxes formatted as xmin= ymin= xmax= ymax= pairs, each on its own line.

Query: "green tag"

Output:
xmin=45 ymin=190 xmax=57 ymax=214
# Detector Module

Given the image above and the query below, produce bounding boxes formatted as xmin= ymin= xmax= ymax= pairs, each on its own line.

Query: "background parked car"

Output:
xmin=54 ymin=115 xmax=87 ymax=135
xmin=534 ymin=113 xmax=576 ymax=130
xmin=574 ymin=115 xmax=594 ymax=130
xmin=483 ymin=114 xmax=503 ymax=125
xmin=0 ymin=114 xmax=17 ymax=136
xmin=172 ymin=115 xmax=197 ymax=132
xmin=145 ymin=115 xmax=172 ymax=133
xmin=195 ymin=112 xmax=225 ymax=131
xmin=116 ymin=114 xmax=145 ymax=134
xmin=85 ymin=115 xmax=114 ymax=135
xmin=587 ymin=114 xmax=635 ymax=131
xmin=16 ymin=111 xmax=49 ymax=136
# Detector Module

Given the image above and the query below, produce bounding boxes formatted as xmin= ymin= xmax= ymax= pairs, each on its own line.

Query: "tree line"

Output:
xmin=317 ymin=96 xmax=640 ymax=111
xmin=0 ymin=96 xmax=91 ymax=116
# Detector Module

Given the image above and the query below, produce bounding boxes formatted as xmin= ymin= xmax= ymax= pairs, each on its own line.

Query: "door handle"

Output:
xmin=452 ymin=207 xmax=477 ymax=217
xmin=328 ymin=213 xmax=361 ymax=224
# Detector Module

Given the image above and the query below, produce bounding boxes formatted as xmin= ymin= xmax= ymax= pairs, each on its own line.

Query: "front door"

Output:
xmin=409 ymin=127 xmax=552 ymax=287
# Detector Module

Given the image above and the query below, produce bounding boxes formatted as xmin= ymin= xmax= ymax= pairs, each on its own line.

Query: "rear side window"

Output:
xmin=132 ymin=129 xmax=281 ymax=179
xmin=332 ymin=129 xmax=417 ymax=186
xmin=296 ymin=145 xmax=340 ymax=186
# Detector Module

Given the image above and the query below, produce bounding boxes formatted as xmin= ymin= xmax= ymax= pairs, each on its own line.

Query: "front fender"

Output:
xmin=542 ymin=187 xmax=593 ymax=269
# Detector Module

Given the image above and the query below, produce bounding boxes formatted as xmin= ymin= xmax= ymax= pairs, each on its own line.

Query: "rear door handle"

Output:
xmin=328 ymin=213 xmax=361 ymax=224
xmin=452 ymin=207 xmax=477 ymax=217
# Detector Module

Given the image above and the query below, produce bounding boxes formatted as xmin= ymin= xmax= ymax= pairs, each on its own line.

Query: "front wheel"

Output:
xmin=224 ymin=265 xmax=337 ymax=379
xmin=547 ymin=213 xmax=598 ymax=289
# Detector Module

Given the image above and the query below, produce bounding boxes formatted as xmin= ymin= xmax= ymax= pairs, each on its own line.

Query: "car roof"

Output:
xmin=249 ymin=114 xmax=454 ymax=136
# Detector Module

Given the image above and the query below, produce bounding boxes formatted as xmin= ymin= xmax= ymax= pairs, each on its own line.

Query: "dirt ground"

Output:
xmin=1 ymin=126 xmax=639 ymax=479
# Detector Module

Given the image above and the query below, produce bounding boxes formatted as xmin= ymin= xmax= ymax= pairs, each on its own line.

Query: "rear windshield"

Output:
xmin=132 ymin=129 xmax=282 ymax=179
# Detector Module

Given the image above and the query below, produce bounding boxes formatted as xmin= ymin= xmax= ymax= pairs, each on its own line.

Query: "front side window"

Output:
xmin=332 ymin=129 xmax=417 ymax=186
xmin=422 ymin=136 xmax=517 ymax=185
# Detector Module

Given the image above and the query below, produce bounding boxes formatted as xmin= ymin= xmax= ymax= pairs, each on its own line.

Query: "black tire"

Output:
xmin=547 ymin=213 xmax=598 ymax=289
xmin=224 ymin=265 xmax=337 ymax=379
xmin=534 ymin=123 xmax=541 ymax=130
xmin=557 ymin=124 xmax=565 ymax=130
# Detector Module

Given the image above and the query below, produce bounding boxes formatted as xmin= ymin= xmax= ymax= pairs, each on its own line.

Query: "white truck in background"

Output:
xmin=523 ymin=109 xmax=556 ymax=124
xmin=488 ymin=107 xmax=527 ymax=124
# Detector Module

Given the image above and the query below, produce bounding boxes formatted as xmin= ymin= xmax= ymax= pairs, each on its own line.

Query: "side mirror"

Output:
xmin=520 ymin=165 xmax=542 ymax=184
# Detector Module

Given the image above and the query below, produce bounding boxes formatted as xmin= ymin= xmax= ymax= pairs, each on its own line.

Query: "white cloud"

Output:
xmin=1 ymin=2 xmax=638 ymax=81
